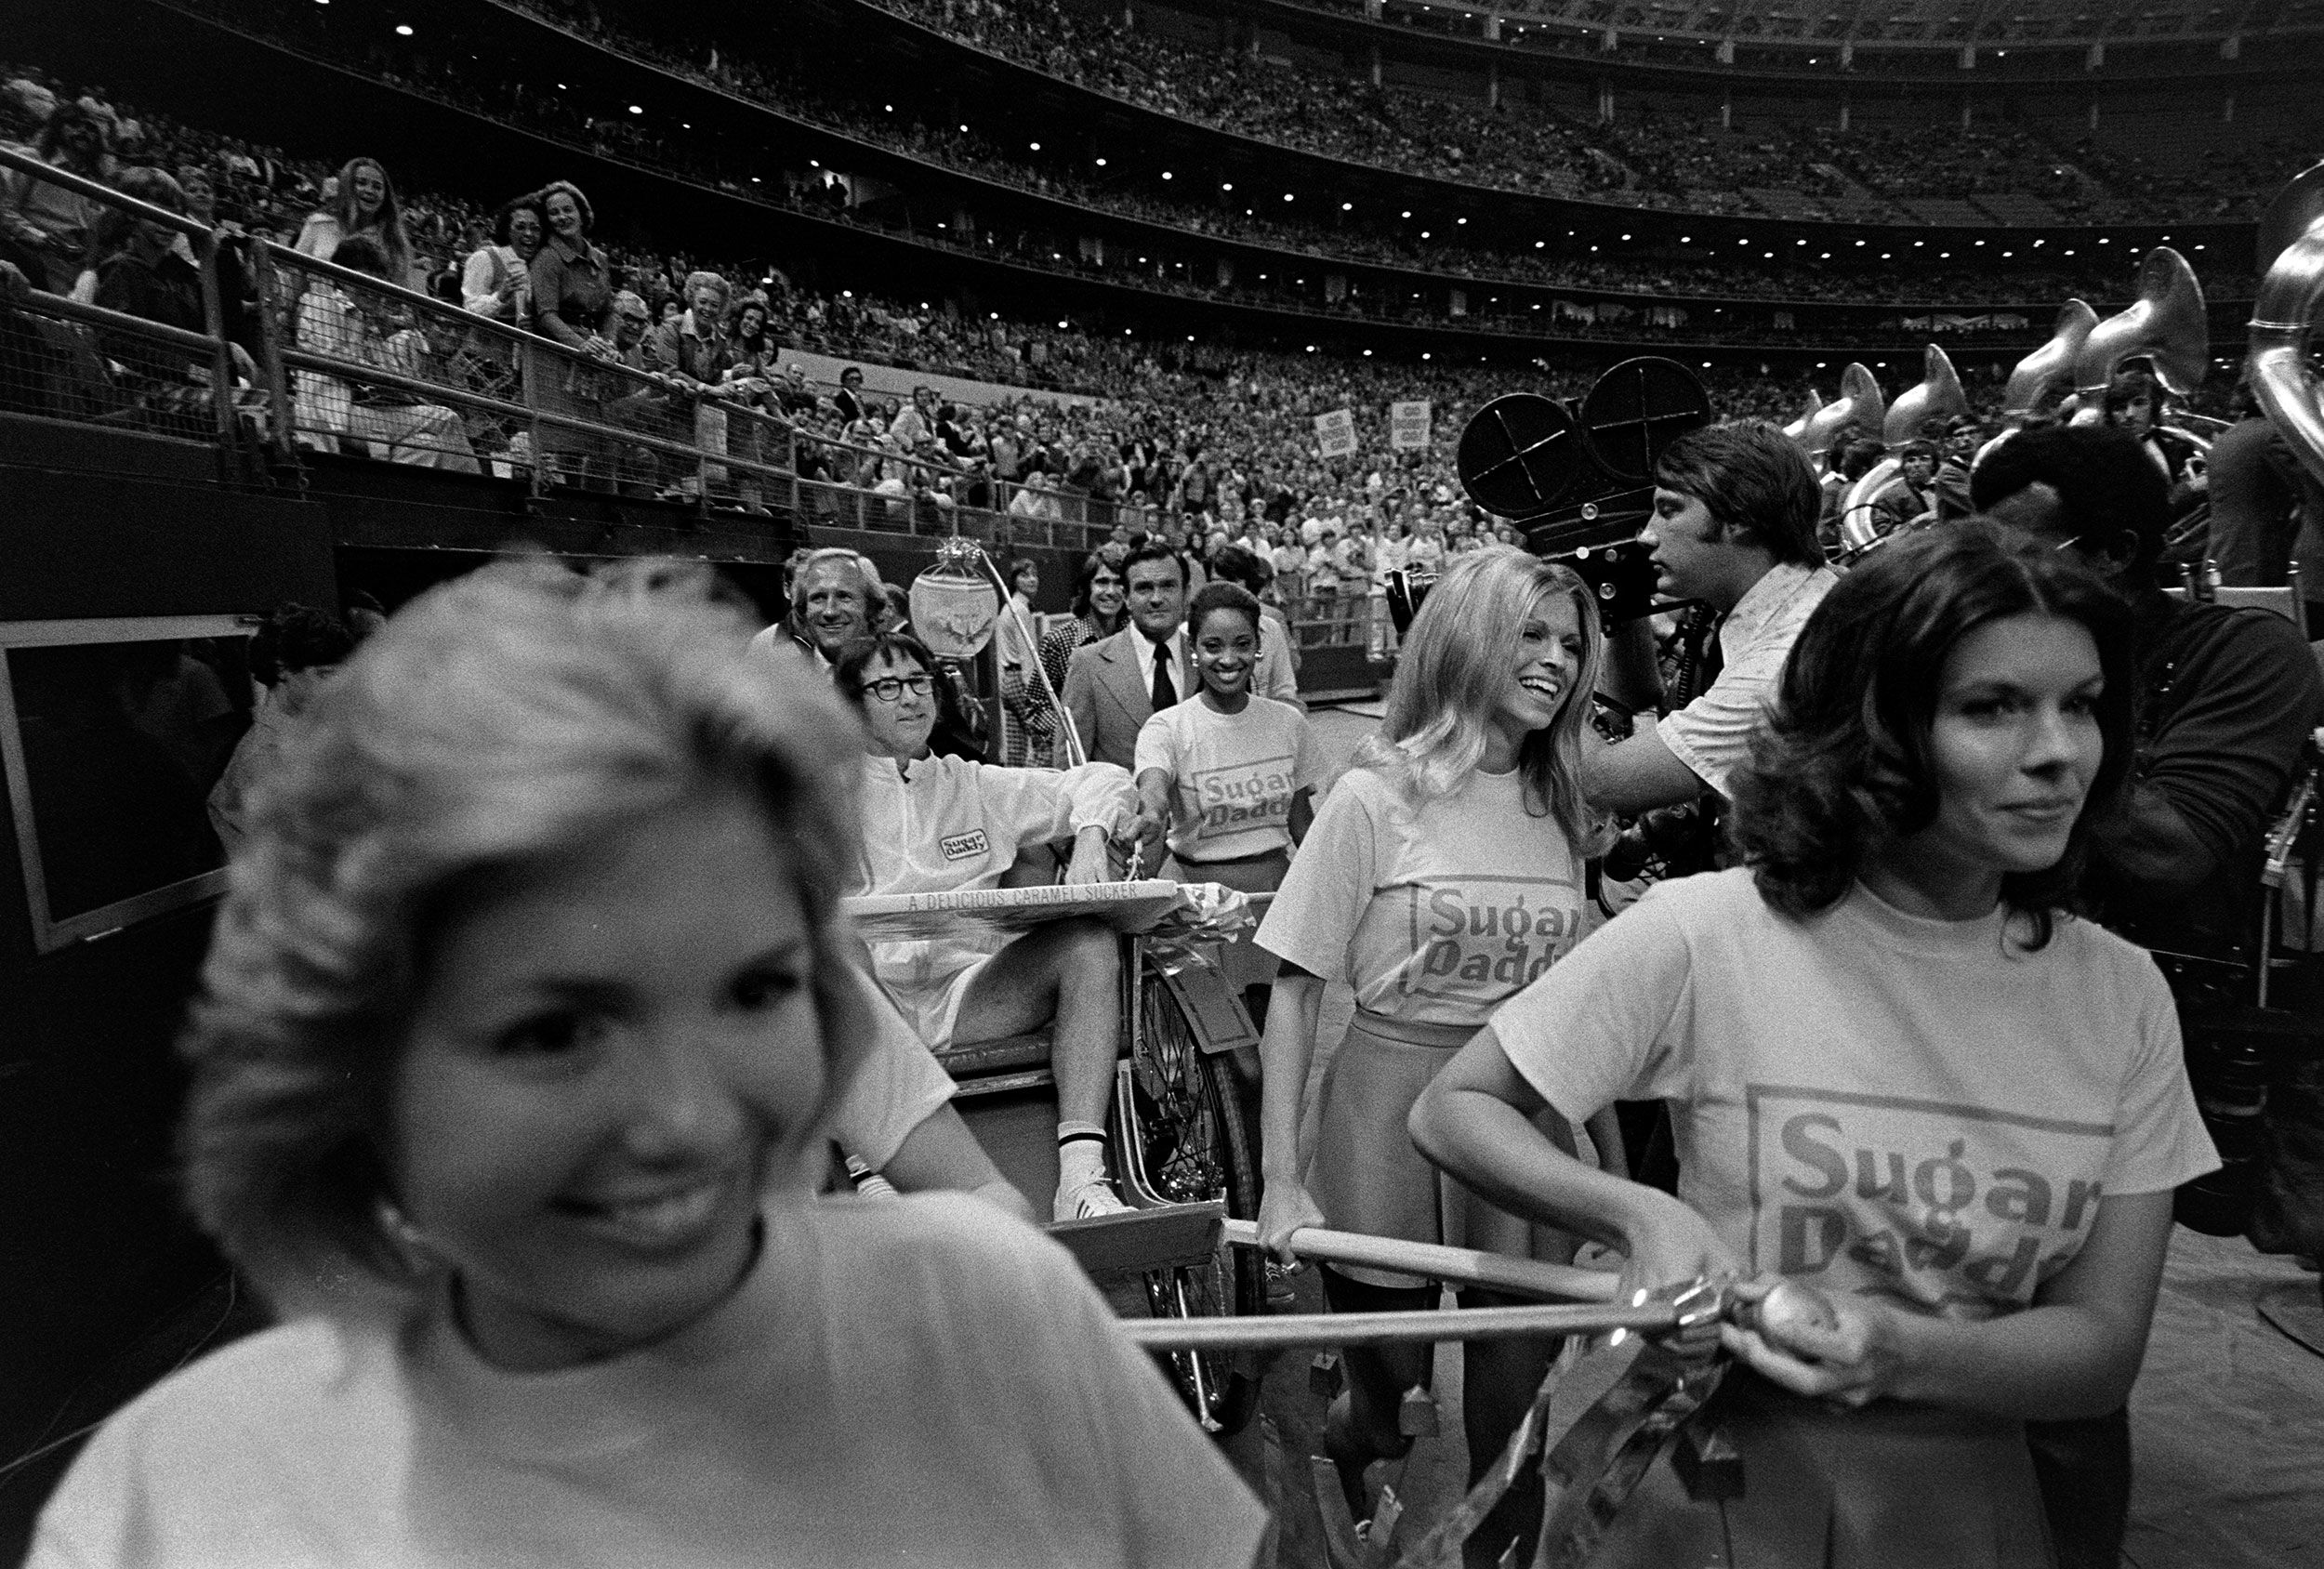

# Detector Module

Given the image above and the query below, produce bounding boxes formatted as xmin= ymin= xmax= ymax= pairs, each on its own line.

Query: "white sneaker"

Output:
xmin=1054 ymin=1172 xmax=1132 ymax=1222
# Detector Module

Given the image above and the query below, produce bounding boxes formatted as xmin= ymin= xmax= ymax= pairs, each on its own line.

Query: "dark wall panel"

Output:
xmin=0 ymin=471 xmax=335 ymax=623
xmin=0 ymin=463 xmax=336 ymax=1547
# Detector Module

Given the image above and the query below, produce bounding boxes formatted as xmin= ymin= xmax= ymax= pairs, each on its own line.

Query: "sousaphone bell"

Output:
xmin=1836 ymin=346 xmax=1969 ymax=557
xmin=2002 ymin=300 xmax=2100 ymax=419
xmin=2250 ymin=159 xmax=2324 ymax=492
xmin=2071 ymin=246 xmax=2210 ymax=420
xmin=1797 ymin=363 xmax=1885 ymax=460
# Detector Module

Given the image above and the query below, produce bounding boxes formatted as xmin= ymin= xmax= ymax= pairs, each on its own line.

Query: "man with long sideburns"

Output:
xmin=1582 ymin=420 xmax=1838 ymax=818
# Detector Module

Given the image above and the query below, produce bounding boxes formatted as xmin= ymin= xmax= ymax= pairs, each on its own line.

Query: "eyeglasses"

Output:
xmin=860 ymin=674 xmax=935 ymax=704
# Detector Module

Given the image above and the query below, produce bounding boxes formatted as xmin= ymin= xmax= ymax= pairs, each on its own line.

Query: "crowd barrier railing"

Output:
xmin=0 ymin=145 xmax=1208 ymax=560
xmin=0 ymin=160 xmax=1119 ymax=547
xmin=0 ymin=142 xmax=243 ymax=458
xmin=255 ymin=240 xmax=818 ymax=510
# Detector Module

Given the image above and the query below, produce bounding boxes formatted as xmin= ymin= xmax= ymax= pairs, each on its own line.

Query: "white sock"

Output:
xmin=1057 ymin=1135 xmax=1109 ymax=1189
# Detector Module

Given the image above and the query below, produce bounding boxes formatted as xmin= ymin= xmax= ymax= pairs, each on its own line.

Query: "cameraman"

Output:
xmin=1581 ymin=421 xmax=1836 ymax=820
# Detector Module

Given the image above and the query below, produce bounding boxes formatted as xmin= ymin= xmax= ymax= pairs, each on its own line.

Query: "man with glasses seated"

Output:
xmin=838 ymin=629 xmax=1155 ymax=1221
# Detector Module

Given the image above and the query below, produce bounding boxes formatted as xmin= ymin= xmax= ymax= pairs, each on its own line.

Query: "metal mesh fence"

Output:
xmin=0 ymin=144 xmax=245 ymax=449
xmin=0 ymin=285 xmax=235 ymax=445
xmin=0 ymin=142 xmax=1131 ymax=548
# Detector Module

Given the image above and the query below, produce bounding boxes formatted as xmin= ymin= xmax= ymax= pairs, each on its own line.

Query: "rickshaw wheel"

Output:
xmin=1129 ymin=969 xmax=1262 ymax=1436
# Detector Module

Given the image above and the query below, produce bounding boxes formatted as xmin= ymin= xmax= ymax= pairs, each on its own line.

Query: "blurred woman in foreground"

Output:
xmin=32 ymin=565 xmax=1262 ymax=1569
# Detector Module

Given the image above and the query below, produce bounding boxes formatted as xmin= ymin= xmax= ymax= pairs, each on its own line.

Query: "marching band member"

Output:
xmin=1253 ymin=548 xmax=1621 ymax=1569
xmin=1133 ymin=581 xmax=1321 ymax=1029
xmin=30 ymin=565 xmax=1263 ymax=1569
xmin=2102 ymin=368 xmax=2208 ymax=516
xmin=1414 ymin=524 xmax=2217 ymax=1569
xmin=1865 ymin=440 xmax=1941 ymax=540
xmin=838 ymin=630 xmax=1153 ymax=1222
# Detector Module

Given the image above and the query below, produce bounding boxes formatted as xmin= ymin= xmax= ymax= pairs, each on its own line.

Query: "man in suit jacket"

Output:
xmin=1063 ymin=543 xmax=1192 ymax=771
xmin=1064 ymin=544 xmax=1302 ymax=768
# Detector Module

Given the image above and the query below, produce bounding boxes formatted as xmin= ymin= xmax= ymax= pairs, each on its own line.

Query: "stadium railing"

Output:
xmin=0 ymin=144 xmax=244 ymax=461
xmin=0 ymin=144 xmax=1127 ymax=551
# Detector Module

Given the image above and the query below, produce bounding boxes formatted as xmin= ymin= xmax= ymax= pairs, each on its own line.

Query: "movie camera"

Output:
xmin=1385 ymin=357 xmax=1712 ymax=634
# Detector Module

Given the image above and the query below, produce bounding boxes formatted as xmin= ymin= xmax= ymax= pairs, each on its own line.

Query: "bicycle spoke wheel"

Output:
xmin=1131 ymin=964 xmax=1263 ymax=1435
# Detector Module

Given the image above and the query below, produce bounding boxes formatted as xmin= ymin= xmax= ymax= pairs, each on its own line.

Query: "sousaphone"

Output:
xmin=1781 ymin=388 xmax=1824 ymax=445
xmin=2251 ymin=159 xmax=2324 ymax=491
xmin=2071 ymin=246 xmax=2210 ymax=420
xmin=1797 ymin=363 xmax=1884 ymax=459
xmin=2002 ymin=300 xmax=2100 ymax=419
xmin=1836 ymin=346 xmax=1968 ymax=557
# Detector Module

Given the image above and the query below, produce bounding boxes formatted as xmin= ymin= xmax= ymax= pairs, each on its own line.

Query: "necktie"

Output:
xmin=1151 ymin=639 xmax=1177 ymax=711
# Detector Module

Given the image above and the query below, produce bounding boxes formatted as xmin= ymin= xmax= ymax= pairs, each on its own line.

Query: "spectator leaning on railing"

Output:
xmin=460 ymin=193 xmax=542 ymax=327
xmin=525 ymin=178 xmax=618 ymax=489
xmin=292 ymin=232 xmax=480 ymax=473
xmin=0 ymin=99 xmax=111 ymax=294
xmin=293 ymin=156 xmax=412 ymax=291
xmin=90 ymin=168 xmax=202 ymax=339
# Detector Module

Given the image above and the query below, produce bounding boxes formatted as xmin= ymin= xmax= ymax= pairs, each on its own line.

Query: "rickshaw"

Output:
xmin=840 ymin=877 xmax=1267 ymax=1436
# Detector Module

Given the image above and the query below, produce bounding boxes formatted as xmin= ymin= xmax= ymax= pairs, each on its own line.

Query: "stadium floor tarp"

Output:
xmin=2126 ymin=1230 xmax=2324 ymax=1569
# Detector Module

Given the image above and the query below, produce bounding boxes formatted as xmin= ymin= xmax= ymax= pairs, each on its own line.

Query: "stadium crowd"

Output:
xmin=158 ymin=0 xmax=2265 ymax=341
xmin=487 ymin=0 xmax=2214 ymax=308
xmin=866 ymin=0 xmax=2305 ymax=222
xmin=0 ymin=50 xmax=2219 ymax=574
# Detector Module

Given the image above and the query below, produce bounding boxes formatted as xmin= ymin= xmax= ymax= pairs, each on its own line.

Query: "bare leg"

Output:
xmin=953 ymin=917 xmax=1120 ymax=1131
xmin=954 ymin=919 xmax=1125 ymax=1218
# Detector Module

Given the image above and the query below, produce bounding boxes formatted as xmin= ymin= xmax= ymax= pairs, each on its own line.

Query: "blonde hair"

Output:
xmin=1357 ymin=547 xmax=1607 ymax=851
xmin=680 ymin=269 xmax=731 ymax=314
xmin=787 ymin=547 xmax=887 ymax=618
xmin=179 ymin=561 xmax=872 ymax=1313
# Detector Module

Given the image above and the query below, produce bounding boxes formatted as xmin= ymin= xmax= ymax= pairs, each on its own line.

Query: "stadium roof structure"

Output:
xmin=1473 ymin=0 xmax=2324 ymax=47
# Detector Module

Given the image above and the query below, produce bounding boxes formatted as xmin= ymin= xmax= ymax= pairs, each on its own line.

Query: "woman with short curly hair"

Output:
xmin=1415 ymin=523 xmax=2216 ymax=1569
xmin=29 ymin=563 xmax=1262 ymax=1569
